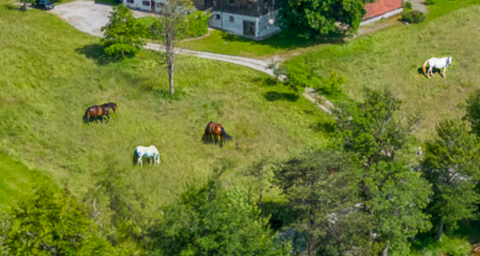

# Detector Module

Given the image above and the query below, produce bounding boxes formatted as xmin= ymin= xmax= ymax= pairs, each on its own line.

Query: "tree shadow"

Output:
xmin=310 ymin=120 xmax=337 ymax=135
xmin=264 ymin=91 xmax=299 ymax=102
xmin=259 ymin=201 xmax=295 ymax=230
xmin=75 ymin=44 xmax=122 ymax=65
xmin=220 ymin=30 xmax=345 ymax=50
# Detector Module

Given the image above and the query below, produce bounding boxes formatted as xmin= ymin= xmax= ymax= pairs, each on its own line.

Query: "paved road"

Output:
xmin=51 ymin=0 xmax=152 ymax=37
xmin=51 ymin=0 xmax=334 ymax=113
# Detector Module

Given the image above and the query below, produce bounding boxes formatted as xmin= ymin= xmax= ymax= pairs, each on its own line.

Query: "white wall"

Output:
xmin=126 ymin=0 xmax=168 ymax=12
xmin=209 ymin=11 xmax=280 ymax=39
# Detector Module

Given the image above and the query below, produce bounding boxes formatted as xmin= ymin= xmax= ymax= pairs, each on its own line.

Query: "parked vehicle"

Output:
xmin=35 ymin=0 xmax=54 ymax=10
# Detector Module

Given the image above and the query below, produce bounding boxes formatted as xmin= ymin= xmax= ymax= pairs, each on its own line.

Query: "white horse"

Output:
xmin=422 ymin=57 xmax=453 ymax=79
xmin=132 ymin=145 xmax=161 ymax=167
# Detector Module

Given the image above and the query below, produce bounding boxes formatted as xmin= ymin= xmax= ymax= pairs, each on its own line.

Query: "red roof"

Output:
xmin=364 ymin=0 xmax=403 ymax=20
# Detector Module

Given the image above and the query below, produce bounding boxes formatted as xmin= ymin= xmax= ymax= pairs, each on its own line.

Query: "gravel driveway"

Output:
xmin=51 ymin=0 xmax=152 ymax=37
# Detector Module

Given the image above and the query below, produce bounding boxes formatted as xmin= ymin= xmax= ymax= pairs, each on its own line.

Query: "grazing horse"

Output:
xmin=132 ymin=145 xmax=161 ymax=167
xmin=84 ymin=102 xmax=117 ymax=125
xmin=423 ymin=57 xmax=453 ymax=79
xmin=202 ymin=121 xmax=233 ymax=148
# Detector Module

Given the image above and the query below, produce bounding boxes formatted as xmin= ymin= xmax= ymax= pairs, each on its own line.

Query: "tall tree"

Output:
xmin=363 ymin=161 xmax=432 ymax=256
xmin=148 ymin=168 xmax=290 ymax=255
xmin=464 ymin=89 xmax=480 ymax=136
xmin=156 ymin=0 xmax=193 ymax=94
xmin=101 ymin=4 xmax=146 ymax=58
xmin=422 ymin=120 xmax=480 ymax=241
xmin=277 ymin=0 xmax=375 ymax=38
xmin=0 ymin=184 xmax=114 ymax=255
xmin=274 ymin=150 xmax=370 ymax=256
xmin=334 ymin=88 xmax=420 ymax=167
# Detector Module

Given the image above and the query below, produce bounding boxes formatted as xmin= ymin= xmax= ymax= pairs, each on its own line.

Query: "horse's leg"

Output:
xmin=105 ymin=112 xmax=110 ymax=124
xmin=443 ymin=68 xmax=447 ymax=79
xmin=86 ymin=112 xmax=90 ymax=125
xmin=220 ymin=135 xmax=224 ymax=148
xmin=214 ymin=134 xmax=219 ymax=145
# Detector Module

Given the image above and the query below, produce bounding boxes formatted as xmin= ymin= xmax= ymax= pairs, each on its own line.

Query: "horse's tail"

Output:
xmin=84 ymin=107 xmax=90 ymax=124
xmin=132 ymin=149 xmax=138 ymax=166
xmin=221 ymin=127 xmax=233 ymax=142
xmin=422 ymin=60 xmax=429 ymax=74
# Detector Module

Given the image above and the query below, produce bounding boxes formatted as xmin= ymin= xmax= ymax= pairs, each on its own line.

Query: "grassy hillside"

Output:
xmin=285 ymin=3 xmax=480 ymax=139
xmin=0 ymin=4 xmax=328 ymax=214
xmin=0 ymin=153 xmax=49 ymax=209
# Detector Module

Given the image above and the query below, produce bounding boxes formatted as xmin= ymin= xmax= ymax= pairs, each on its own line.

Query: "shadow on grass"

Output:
xmin=76 ymin=44 xmax=124 ymax=65
xmin=264 ymin=91 xmax=299 ymax=102
xmin=309 ymin=120 xmax=337 ymax=135
xmin=220 ymin=30 xmax=345 ymax=50
xmin=417 ymin=66 xmax=443 ymax=78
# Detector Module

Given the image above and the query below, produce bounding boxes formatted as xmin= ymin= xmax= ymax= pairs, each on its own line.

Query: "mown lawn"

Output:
xmin=285 ymin=2 xmax=480 ymax=139
xmin=179 ymin=0 xmax=480 ymax=60
xmin=178 ymin=29 xmax=341 ymax=59
xmin=0 ymin=4 xmax=329 ymax=214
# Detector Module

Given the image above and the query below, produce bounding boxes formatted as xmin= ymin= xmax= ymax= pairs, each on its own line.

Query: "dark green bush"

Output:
xmin=401 ymin=10 xmax=426 ymax=24
xmin=425 ymin=0 xmax=436 ymax=5
xmin=404 ymin=1 xmax=413 ymax=10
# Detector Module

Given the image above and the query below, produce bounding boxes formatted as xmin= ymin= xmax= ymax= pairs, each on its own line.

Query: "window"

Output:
xmin=127 ymin=0 xmax=133 ymax=3
xmin=229 ymin=16 xmax=234 ymax=22
xmin=142 ymin=0 xmax=149 ymax=6
xmin=156 ymin=2 xmax=164 ymax=8
xmin=216 ymin=14 xmax=221 ymax=20
xmin=229 ymin=0 xmax=234 ymax=6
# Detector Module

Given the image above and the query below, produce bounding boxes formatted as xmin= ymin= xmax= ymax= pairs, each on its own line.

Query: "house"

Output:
xmin=361 ymin=0 xmax=404 ymax=25
xmin=125 ymin=0 xmax=402 ymax=39
xmin=207 ymin=0 xmax=284 ymax=40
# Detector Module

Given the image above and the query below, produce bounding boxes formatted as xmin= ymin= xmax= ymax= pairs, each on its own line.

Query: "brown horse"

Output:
xmin=84 ymin=102 xmax=117 ymax=125
xmin=202 ymin=121 xmax=233 ymax=148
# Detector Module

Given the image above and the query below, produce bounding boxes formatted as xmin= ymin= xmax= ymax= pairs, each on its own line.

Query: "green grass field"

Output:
xmin=179 ymin=0 xmax=480 ymax=60
xmin=285 ymin=2 xmax=480 ymax=139
xmin=0 ymin=4 xmax=329 ymax=215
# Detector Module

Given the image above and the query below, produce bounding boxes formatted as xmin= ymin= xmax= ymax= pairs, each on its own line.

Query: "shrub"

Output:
xmin=404 ymin=1 xmax=413 ymax=10
xmin=183 ymin=11 xmax=209 ymax=39
xmin=401 ymin=10 xmax=426 ymax=24
xmin=315 ymin=69 xmax=345 ymax=95
xmin=425 ymin=0 xmax=436 ymax=5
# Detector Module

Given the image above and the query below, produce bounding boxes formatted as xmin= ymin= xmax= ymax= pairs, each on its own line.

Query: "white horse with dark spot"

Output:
xmin=423 ymin=57 xmax=453 ymax=79
xmin=133 ymin=145 xmax=161 ymax=166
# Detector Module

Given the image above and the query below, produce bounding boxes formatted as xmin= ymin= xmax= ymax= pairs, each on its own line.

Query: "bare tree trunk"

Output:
xmin=437 ymin=220 xmax=443 ymax=241
xmin=167 ymin=55 xmax=174 ymax=94
xmin=381 ymin=244 xmax=389 ymax=256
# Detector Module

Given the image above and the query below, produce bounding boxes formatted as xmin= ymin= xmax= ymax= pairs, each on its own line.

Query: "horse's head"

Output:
xmin=448 ymin=57 xmax=453 ymax=66
xmin=111 ymin=103 xmax=117 ymax=113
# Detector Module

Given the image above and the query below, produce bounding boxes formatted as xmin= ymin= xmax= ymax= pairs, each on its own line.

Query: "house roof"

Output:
xmin=364 ymin=0 xmax=403 ymax=20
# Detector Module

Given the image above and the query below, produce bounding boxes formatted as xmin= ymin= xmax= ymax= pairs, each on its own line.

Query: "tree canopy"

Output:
xmin=101 ymin=4 xmax=146 ymax=58
xmin=277 ymin=0 xmax=375 ymax=38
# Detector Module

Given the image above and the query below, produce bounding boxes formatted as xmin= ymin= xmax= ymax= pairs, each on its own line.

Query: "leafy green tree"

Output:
xmin=422 ymin=120 xmax=480 ymax=241
xmin=0 ymin=184 xmax=114 ymax=255
xmin=148 ymin=169 xmax=290 ymax=255
xmin=274 ymin=150 xmax=370 ymax=256
xmin=334 ymin=88 xmax=420 ymax=167
xmin=277 ymin=0 xmax=375 ymax=38
xmin=101 ymin=4 xmax=145 ymax=58
xmin=464 ymin=89 xmax=480 ymax=136
xmin=363 ymin=161 xmax=431 ymax=256
xmin=89 ymin=171 xmax=146 ymax=253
